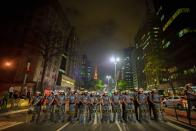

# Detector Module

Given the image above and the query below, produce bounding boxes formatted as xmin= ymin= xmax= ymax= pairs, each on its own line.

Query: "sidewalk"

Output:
xmin=166 ymin=115 xmax=196 ymax=130
xmin=164 ymin=108 xmax=196 ymax=119
xmin=164 ymin=107 xmax=196 ymax=130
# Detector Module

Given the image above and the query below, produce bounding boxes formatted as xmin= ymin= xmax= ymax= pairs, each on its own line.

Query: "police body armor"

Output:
xmin=112 ymin=95 xmax=121 ymax=113
xmin=55 ymin=95 xmax=66 ymax=122
xmin=124 ymin=94 xmax=136 ymax=122
xmin=124 ymin=95 xmax=134 ymax=113
xmin=46 ymin=95 xmax=54 ymax=110
xmin=31 ymin=95 xmax=42 ymax=123
xmin=151 ymin=93 xmax=162 ymax=120
xmin=102 ymin=96 xmax=110 ymax=112
xmin=90 ymin=96 xmax=99 ymax=113
xmin=82 ymin=95 xmax=89 ymax=113
xmin=69 ymin=95 xmax=76 ymax=114
xmin=138 ymin=93 xmax=148 ymax=121
xmin=33 ymin=96 xmax=42 ymax=110
xmin=58 ymin=95 xmax=66 ymax=106
xmin=79 ymin=95 xmax=89 ymax=124
xmin=152 ymin=93 xmax=161 ymax=108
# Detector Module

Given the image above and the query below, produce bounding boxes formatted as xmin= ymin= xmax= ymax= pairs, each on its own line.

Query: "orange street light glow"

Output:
xmin=5 ymin=61 xmax=12 ymax=67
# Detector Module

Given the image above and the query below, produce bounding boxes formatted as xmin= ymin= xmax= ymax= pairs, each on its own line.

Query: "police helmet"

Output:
xmin=139 ymin=88 xmax=144 ymax=92
xmin=36 ymin=91 xmax=41 ymax=94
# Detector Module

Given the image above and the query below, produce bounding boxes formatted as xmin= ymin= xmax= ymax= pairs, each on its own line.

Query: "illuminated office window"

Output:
xmin=153 ymin=27 xmax=159 ymax=30
xmin=161 ymin=14 xmax=165 ymax=21
xmin=156 ymin=6 xmax=163 ymax=16
xmin=163 ymin=41 xmax=171 ymax=49
xmin=163 ymin=8 xmax=190 ymax=31
xmin=178 ymin=28 xmax=196 ymax=37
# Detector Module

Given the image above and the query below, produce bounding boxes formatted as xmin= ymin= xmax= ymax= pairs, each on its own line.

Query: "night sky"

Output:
xmin=60 ymin=0 xmax=146 ymax=79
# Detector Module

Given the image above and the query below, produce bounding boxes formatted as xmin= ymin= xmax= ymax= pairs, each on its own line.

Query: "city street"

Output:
xmin=1 ymin=0 xmax=196 ymax=131
xmin=0 ymin=111 xmax=191 ymax=131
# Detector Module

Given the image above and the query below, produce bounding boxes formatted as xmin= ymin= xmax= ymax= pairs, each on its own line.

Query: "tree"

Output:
xmin=118 ymin=80 xmax=128 ymax=91
xmin=95 ymin=79 xmax=104 ymax=90
xmin=38 ymin=30 xmax=67 ymax=92
xmin=144 ymin=46 xmax=167 ymax=89
xmin=144 ymin=46 xmax=176 ymax=93
xmin=32 ymin=15 xmax=70 ymax=92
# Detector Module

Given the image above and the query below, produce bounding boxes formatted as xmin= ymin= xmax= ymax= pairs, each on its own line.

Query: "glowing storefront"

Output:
xmin=61 ymin=75 xmax=75 ymax=89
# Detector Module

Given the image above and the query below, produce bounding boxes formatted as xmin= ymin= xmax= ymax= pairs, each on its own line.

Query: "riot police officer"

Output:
xmin=31 ymin=91 xmax=42 ymax=123
xmin=68 ymin=90 xmax=76 ymax=123
xmin=57 ymin=90 xmax=66 ymax=122
xmin=89 ymin=91 xmax=100 ymax=124
xmin=111 ymin=90 xmax=122 ymax=122
xmin=123 ymin=90 xmax=136 ymax=122
xmin=133 ymin=88 xmax=139 ymax=121
xmin=151 ymin=89 xmax=162 ymax=120
xmin=77 ymin=91 xmax=83 ymax=121
xmin=79 ymin=90 xmax=89 ymax=124
xmin=147 ymin=91 xmax=154 ymax=119
xmin=137 ymin=88 xmax=149 ymax=122
xmin=42 ymin=90 xmax=54 ymax=122
xmin=101 ymin=91 xmax=111 ymax=123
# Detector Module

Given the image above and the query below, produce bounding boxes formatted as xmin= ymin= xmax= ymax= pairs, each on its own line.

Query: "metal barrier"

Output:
xmin=173 ymin=100 xmax=196 ymax=126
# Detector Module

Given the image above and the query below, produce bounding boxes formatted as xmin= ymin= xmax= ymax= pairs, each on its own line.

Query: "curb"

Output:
xmin=166 ymin=117 xmax=196 ymax=130
xmin=0 ymin=109 xmax=28 ymax=117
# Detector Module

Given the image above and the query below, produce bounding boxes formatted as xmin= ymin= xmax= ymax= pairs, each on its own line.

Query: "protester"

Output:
xmin=9 ymin=86 xmax=14 ymax=98
xmin=184 ymin=83 xmax=196 ymax=123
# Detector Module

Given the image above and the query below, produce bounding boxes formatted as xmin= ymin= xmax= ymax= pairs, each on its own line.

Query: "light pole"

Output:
xmin=106 ymin=75 xmax=111 ymax=86
xmin=110 ymin=56 xmax=120 ymax=90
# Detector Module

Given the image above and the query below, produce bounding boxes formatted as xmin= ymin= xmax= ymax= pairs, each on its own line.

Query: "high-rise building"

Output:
xmin=134 ymin=0 xmax=161 ymax=89
xmin=56 ymin=28 xmax=81 ymax=90
xmin=93 ymin=65 xmax=98 ymax=80
xmin=56 ymin=27 xmax=81 ymax=89
xmin=152 ymin=0 xmax=196 ymax=86
xmin=121 ymin=48 xmax=132 ymax=88
xmin=131 ymin=48 xmax=138 ymax=89
xmin=80 ymin=55 xmax=93 ymax=89
xmin=0 ymin=0 xmax=80 ymax=92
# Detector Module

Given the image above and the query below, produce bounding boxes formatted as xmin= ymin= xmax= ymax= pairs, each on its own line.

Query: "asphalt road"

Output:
xmin=0 ymin=112 xmax=190 ymax=131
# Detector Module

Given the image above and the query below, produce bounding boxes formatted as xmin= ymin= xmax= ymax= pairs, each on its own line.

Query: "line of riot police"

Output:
xmin=28 ymin=88 xmax=164 ymax=124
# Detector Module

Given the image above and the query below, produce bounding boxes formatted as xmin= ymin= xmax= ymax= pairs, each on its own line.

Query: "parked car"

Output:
xmin=162 ymin=96 xmax=187 ymax=109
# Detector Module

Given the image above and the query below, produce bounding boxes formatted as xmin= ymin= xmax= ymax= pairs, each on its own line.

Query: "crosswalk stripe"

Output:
xmin=0 ymin=122 xmax=24 ymax=131
xmin=56 ymin=122 xmax=70 ymax=131
xmin=115 ymin=121 xmax=123 ymax=131
xmin=0 ymin=121 xmax=17 ymax=127
xmin=0 ymin=109 xmax=28 ymax=117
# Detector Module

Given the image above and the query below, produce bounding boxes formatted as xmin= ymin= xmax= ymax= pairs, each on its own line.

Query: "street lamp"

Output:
xmin=5 ymin=62 xmax=11 ymax=67
xmin=4 ymin=61 xmax=13 ymax=68
xmin=110 ymin=56 xmax=120 ymax=90
xmin=106 ymin=75 xmax=111 ymax=86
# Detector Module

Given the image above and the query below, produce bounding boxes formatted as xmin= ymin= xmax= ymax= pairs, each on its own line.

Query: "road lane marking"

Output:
xmin=0 ymin=122 xmax=24 ymax=131
xmin=115 ymin=121 xmax=123 ymax=131
xmin=134 ymin=122 xmax=145 ymax=131
xmin=146 ymin=121 xmax=162 ymax=131
xmin=0 ymin=109 xmax=28 ymax=117
xmin=165 ymin=122 xmax=188 ymax=131
xmin=121 ymin=123 xmax=128 ymax=131
xmin=56 ymin=122 xmax=70 ymax=131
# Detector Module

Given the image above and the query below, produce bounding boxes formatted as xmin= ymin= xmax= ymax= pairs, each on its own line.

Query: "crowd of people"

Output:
xmin=28 ymin=88 xmax=164 ymax=124
xmin=0 ymin=86 xmax=32 ymax=111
